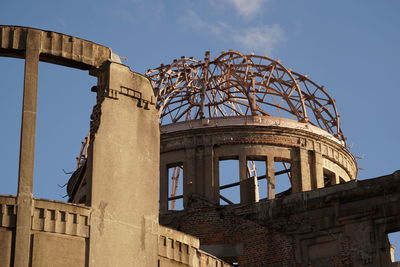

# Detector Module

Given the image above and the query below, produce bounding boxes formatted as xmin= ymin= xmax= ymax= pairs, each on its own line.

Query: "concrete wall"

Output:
xmin=0 ymin=25 xmax=230 ymax=267
xmin=87 ymin=62 xmax=160 ymax=266
xmin=0 ymin=196 xmax=89 ymax=267
xmin=161 ymin=170 xmax=400 ymax=267
xmin=160 ymin=117 xmax=357 ymax=211
xmin=158 ymin=226 xmax=231 ymax=267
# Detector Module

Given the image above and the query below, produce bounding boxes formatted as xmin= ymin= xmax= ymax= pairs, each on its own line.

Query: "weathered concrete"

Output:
xmin=31 ymin=232 xmax=86 ymax=267
xmin=159 ymin=116 xmax=357 ymax=211
xmin=3 ymin=24 xmax=399 ymax=267
xmin=0 ymin=25 xmax=121 ymax=266
xmin=161 ymin=170 xmax=400 ymax=266
xmin=14 ymin=28 xmax=40 ymax=267
xmin=88 ymin=62 xmax=159 ymax=266
xmin=0 ymin=25 xmax=231 ymax=267
xmin=158 ymin=226 xmax=231 ymax=267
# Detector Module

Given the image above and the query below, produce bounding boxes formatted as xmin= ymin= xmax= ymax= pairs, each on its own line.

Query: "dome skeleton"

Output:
xmin=146 ymin=50 xmax=346 ymax=208
xmin=146 ymin=50 xmax=343 ymax=142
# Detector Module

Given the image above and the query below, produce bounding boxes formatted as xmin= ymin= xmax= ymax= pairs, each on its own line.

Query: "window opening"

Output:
xmin=323 ymin=168 xmax=336 ymax=186
xmin=274 ymin=161 xmax=292 ymax=197
xmin=0 ymin=57 xmax=23 ymax=195
xmin=219 ymin=159 xmax=240 ymax=205
xmin=34 ymin=62 xmax=96 ymax=200
xmin=168 ymin=164 xmax=183 ymax=210
xmin=246 ymin=159 xmax=267 ymax=200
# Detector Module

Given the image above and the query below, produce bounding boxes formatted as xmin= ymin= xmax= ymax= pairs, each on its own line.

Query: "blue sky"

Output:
xmin=1 ymin=0 xmax=399 ymax=204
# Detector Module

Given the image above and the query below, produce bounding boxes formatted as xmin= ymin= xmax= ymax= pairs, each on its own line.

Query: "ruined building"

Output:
xmin=0 ymin=25 xmax=399 ymax=267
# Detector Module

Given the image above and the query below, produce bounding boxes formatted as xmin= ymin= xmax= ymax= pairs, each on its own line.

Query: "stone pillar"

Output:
xmin=313 ymin=151 xmax=324 ymax=189
xmin=267 ymin=156 xmax=275 ymax=199
xmin=88 ymin=62 xmax=159 ymax=267
xmin=332 ymin=173 xmax=340 ymax=185
xmin=299 ymin=148 xmax=312 ymax=191
xmin=239 ymin=153 xmax=258 ymax=203
xmin=204 ymin=144 xmax=218 ymax=203
xmin=184 ymin=147 xmax=196 ymax=208
xmin=290 ymin=149 xmax=301 ymax=193
xmin=213 ymin=155 xmax=220 ymax=204
xmin=14 ymin=29 xmax=40 ymax=267
xmin=160 ymin=159 xmax=169 ymax=212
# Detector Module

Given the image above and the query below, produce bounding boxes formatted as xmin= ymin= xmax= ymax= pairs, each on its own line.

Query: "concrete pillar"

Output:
xmin=184 ymin=147 xmax=196 ymax=208
xmin=313 ymin=151 xmax=324 ymax=189
xmin=14 ymin=29 xmax=40 ymax=267
xmin=213 ymin=155 xmax=220 ymax=204
xmin=204 ymin=145 xmax=218 ymax=203
xmin=239 ymin=153 xmax=258 ymax=203
xmin=267 ymin=156 xmax=275 ymax=199
xmin=290 ymin=149 xmax=301 ymax=193
xmin=160 ymin=159 xmax=169 ymax=212
xmin=332 ymin=173 xmax=340 ymax=185
xmin=299 ymin=148 xmax=312 ymax=191
xmin=195 ymin=147 xmax=205 ymax=198
xmin=88 ymin=62 xmax=159 ymax=267
xmin=239 ymin=152 xmax=247 ymax=203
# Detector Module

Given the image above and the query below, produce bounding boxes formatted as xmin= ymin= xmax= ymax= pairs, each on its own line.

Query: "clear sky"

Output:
xmin=1 ymin=0 xmax=399 ymax=204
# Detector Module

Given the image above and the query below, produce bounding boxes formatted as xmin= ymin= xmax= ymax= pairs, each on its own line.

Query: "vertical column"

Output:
xmin=239 ymin=152 xmax=247 ymax=203
xmin=314 ymin=151 xmax=324 ymax=189
xmin=299 ymin=148 xmax=312 ymax=191
xmin=213 ymin=156 xmax=220 ymax=204
xmin=159 ymin=160 xmax=169 ymax=212
xmin=239 ymin=152 xmax=258 ymax=203
xmin=204 ymin=144 xmax=218 ymax=203
xmin=89 ymin=63 xmax=159 ymax=267
xmin=14 ymin=29 xmax=41 ymax=267
xmin=183 ymin=148 xmax=196 ymax=209
xmin=290 ymin=149 xmax=301 ymax=193
xmin=267 ymin=156 xmax=275 ymax=199
xmin=194 ymin=147 xmax=205 ymax=198
xmin=332 ymin=173 xmax=340 ymax=185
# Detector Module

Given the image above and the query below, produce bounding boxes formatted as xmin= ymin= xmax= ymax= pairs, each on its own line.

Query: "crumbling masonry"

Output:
xmin=0 ymin=25 xmax=399 ymax=267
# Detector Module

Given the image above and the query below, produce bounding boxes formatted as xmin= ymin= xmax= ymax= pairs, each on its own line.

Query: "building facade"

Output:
xmin=0 ymin=25 xmax=399 ymax=267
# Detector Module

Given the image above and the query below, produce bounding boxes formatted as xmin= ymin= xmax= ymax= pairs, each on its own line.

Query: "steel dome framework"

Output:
xmin=146 ymin=50 xmax=344 ymax=142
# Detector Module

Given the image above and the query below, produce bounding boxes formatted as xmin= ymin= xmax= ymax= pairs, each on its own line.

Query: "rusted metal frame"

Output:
xmin=219 ymin=195 xmax=234 ymax=205
xmin=159 ymin=89 xmax=191 ymax=118
xmin=219 ymin=68 xmax=250 ymax=115
xmin=275 ymin=67 xmax=309 ymax=122
xmin=170 ymin=95 xmax=192 ymax=122
xmin=214 ymin=101 xmax=228 ymax=117
xmin=170 ymin=166 xmax=182 ymax=210
xmin=258 ymin=94 xmax=298 ymax=115
xmin=76 ymin=135 xmax=90 ymax=169
xmin=293 ymin=71 xmax=340 ymax=128
xmin=164 ymin=93 xmax=191 ymax=105
xmin=168 ymin=194 xmax=183 ymax=201
xmin=227 ymin=98 xmax=252 ymax=111
xmin=170 ymin=104 xmax=192 ymax=123
xmin=221 ymin=102 xmax=243 ymax=116
xmin=199 ymin=57 xmax=209 ymax=118
xmin=302 ymin=94 xmax=338 ymax=135
xmin=166 ymin=169 xmax=293 ymax=201
xmin=148 ymin=50 xmax=343 ymax=141
xmin=161 ymin=79 xmax=181 ymax=121
xmin=253 ymin=66 xmax=274 ymax=103
xmin=274 ymin=78 xmax=305 ymax=121
xmin=220 ymin=169 xmax=291 ymax=190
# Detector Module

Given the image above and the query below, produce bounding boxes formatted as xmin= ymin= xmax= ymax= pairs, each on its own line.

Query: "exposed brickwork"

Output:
xmin=161 ymin=171 xmax=400 ymax=267
xmin=161 ymin=206 xmax=296 ymax=266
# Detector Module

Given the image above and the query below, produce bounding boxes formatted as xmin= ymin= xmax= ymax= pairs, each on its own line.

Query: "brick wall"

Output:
xmin=161 ymin=206 xmax=296 ymax=267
